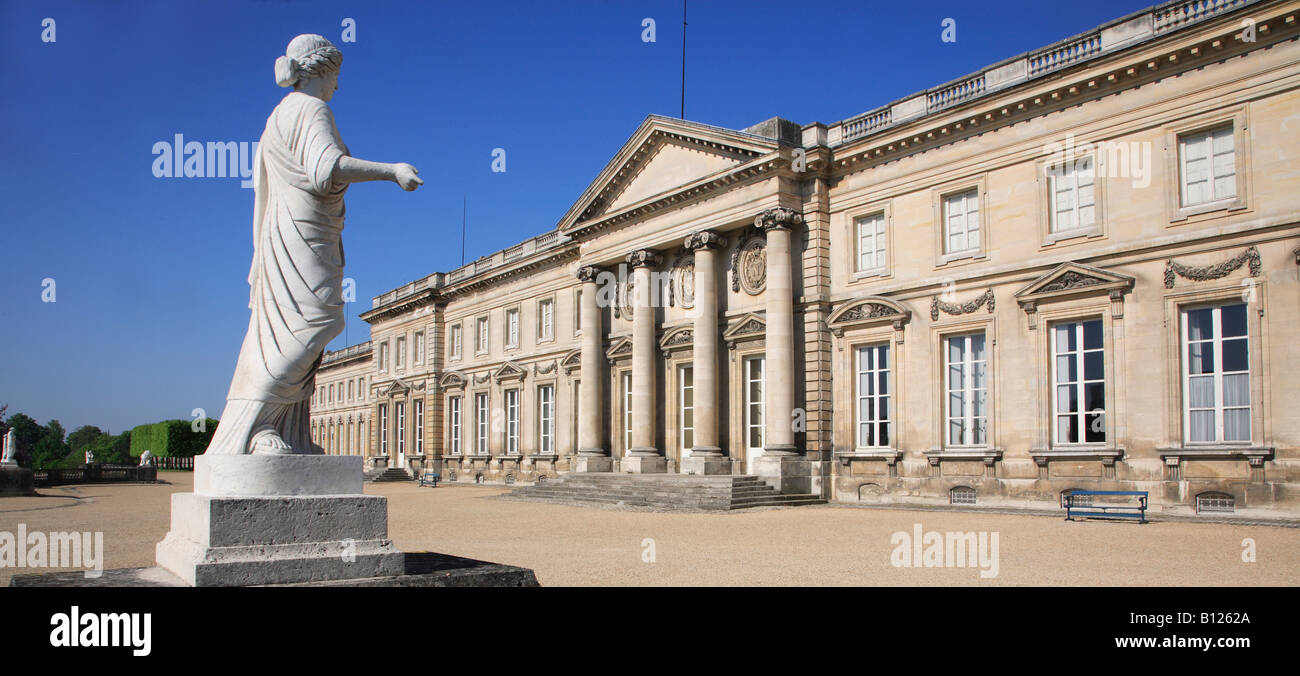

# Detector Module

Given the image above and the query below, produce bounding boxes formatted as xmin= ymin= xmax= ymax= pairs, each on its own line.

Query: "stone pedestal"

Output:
xmin=0 ymin=464 xmax=35 ymax=496
xmin=573 ymin=455 xmax=612 ymax=473
xmin=622 ymin=455 xmax=667 ymax=474
xmin=752 ymin=454 xmax=813 ymax=494
xmin=680 ymin=455 xmax=732 ymax=475
xmin=155 ymin=454 xmax=404 ymax=587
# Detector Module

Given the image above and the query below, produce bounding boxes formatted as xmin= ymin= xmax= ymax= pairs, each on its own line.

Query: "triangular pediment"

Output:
xmin=493 ymin=361 xmax=527 ymax=383
xmin=723 ymin=313 xmax=766 ymax=341
xmin=557 ymin=116 xmax=779 ymax=233
xmin=605 ymin=336 xmax=633 ymax=360
xmin=378 ymin=378 xmax=410 ymax=397
xmin=1015 ymin=262 xmax=1134 ymax=301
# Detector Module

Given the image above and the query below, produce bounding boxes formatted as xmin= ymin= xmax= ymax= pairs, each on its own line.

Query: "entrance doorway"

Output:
xmin=744 ymin=356 xmax=765 ymax=473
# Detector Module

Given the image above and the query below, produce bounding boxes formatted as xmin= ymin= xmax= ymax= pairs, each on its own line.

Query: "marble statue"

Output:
xmin=85 ymin=449 xmax=94 ymax=465
xmin=139 ymin=450 xmax=155 ymax=467
xmin=1 ymin=428 xmax=15 ymax=465
xmin=204 ymin=34 xmax=422 ymax=456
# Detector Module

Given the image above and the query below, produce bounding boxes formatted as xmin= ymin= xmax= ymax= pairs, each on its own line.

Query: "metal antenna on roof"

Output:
xmin=681 ymin=0 xmax=687 ymax=120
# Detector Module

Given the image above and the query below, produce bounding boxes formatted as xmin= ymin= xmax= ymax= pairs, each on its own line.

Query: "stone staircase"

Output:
xmin=366 ymin=467 xmax=412 ymax=482
xmin=502 ymin=473 xmax=824 ymax=511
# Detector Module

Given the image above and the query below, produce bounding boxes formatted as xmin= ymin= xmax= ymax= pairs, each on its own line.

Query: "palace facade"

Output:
xmin=312 ymin=0 xmax=1300 ymax=516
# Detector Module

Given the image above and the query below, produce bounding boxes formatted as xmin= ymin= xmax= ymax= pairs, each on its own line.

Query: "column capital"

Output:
xmin=625 ymin=249 xmax=662 ymax=269
xmin=754 ymin=206 xmax=805 ymax=232
xmin=684 ymin=230 xmax=727 ymax=252
xmin=576 ymin=265 xmax=602 ymax=283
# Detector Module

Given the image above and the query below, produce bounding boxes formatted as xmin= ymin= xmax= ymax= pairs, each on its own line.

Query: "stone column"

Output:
xmin=573 ymin=265 xmax=611 ymax=473
xmin=681 ymin=230 xmax=730 ymax=475
xmin=752 ymin=207 xmax=810 ymax=493
xmin=624 ymin=249 xmax=666 ymax=473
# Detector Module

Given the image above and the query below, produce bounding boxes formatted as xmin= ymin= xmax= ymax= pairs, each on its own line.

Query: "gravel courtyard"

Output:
xmin=1 ymin=471 xmax=1295 ymax=586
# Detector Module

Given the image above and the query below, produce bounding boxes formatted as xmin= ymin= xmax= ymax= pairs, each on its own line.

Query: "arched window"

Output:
xmin=950 ymin=486 xmax=976 ymax=505
xmin=1196 ymin=492 xmax=1235 ymax=514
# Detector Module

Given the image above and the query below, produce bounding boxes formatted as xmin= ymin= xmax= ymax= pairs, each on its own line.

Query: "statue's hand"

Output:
xmin=394 ymin=163 xmax=423 ymax=191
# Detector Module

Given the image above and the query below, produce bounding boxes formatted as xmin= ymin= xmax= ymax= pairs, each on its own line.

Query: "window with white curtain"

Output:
xmin=946 ymin=332 xmax=988 ymax=446
xmin=679 ymin=365 xmax=694 ymax=451
xmin=378 ymin=404 xmax=388 ymax=455
xmin=1179 ymin=125 xmax=1235 ymax=207
xmin=1182 ymin=303 xmax=1250 ymax=443
xmin=539 ymin=299 xmax=554 ymax=341
xmin=1048 ymin=157 xmax=1096 ymax=233
xmin=855 ymin=212 xmax=887 ymax=272
xmin=414 ymin=399 xmax=424 ymax=454
xmin=855 ymin=344 xmax=891 ymax=448
xmin=538 ymin=385 xmax=554 ymax=454
xmin=943 ymin=189 xmax=980 ymax=255
xmin=505 ymin=389 xmax=519 ymax=454
xmin=448 ymin=396 xmax=462 ymax=456
xmin=475 ymin=393 xmax=489 ymax=454
xmin=506 ymin=309 xmax=519 ymax=348
xmin=1052 ymin=319 xmax=1105 ymax=444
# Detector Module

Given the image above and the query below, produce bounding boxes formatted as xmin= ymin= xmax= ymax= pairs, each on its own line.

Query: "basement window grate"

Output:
xmin=1196 ymin=493 xmax=1235 ymax=514
xmin=950 ymin=486 xmax=976 ymax=505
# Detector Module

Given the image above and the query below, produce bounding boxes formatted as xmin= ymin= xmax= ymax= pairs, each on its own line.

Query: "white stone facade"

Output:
xmin=310 ymin=0 xmax=1300 ymax=515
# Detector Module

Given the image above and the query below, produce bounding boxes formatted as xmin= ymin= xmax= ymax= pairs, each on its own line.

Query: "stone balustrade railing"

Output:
xmin=322 ymin=340 xmax=372 ymax=365
xmin=375 ymin=230 xmax=571 ymax=307
xmin=833 ymin=0 xmax=1259 ymax=145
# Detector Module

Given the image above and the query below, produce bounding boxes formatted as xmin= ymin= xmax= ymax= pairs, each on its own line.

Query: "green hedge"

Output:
xmin=130 ymin=419 xmax=219 ymax=458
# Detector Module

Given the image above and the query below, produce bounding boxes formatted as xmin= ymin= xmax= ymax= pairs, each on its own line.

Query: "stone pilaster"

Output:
xmin=574 ymin=265 xmax=611 ymax=472
xmin=624 ymin=249 xmax=666 ymax=473
xmin=681 ymin=230 xmax=730 ymax=475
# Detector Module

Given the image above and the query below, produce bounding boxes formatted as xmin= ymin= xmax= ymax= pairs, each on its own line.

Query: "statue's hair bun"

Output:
xmin=274 ymin=55 xmax=299 ymax=88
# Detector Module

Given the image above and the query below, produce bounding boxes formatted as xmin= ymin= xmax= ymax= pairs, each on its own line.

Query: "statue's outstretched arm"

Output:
xmin=335 ymin=156 xmax=423 ymax=191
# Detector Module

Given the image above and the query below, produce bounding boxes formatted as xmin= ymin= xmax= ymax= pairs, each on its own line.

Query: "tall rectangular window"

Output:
xmin=855 ymin=212 xmax=887 ymax=272
xmin=745 ymin=357 xmax=765 ymax=451
xmin=451 ymin=324 xmax=462 ymax=358
xmin=945 ymin=332 xmax=988 ymax=446
xmin=1049 ymin=157 xmax=1095 ymax=233
xmin=414 ymin=399 xmax=424 ymax=454
xmin=679 ymin=365 xmax=694 ymax=451
xmin=378 ymin=404 xmax=388 ymax=455
xmin=378 ymin=341 xmax=389 ymax=372
xmin=506 ymin=309 xmax=519 ymax=348
xmin=1179 ymin=124 xmax=1235 ymax=207
xmin=476 ymin=317 xmax=489 ymax=353
xmin=396 ymin=402 xmax=405 ymax=454
xmin=943 ymin=189 xmax=980 ymax=255
xmin=395 ymin=336 xmax=406 ymax=368
xmin=538 ymin=385 xmax=554 ymax=454
xmin=328 ymin=384 xmax=334 ymax=403
xmin=448 ymin=397 xmax=462 ymax=456
xmin=475 ymin=393 xmax=489 ymax=454
xmin=539 ymin=299 xmax=554 ymax=340
xmin=622 ymin=372 xmax=633 ymax=453
xmin=1053 ymin=319 xmax=1105 ymax=444
xmin=855 ymin=344 xmax=891 ymax=448
xmin=505 ymin=389 xmax=519 ymax=454
xmin=347 ymin=380 xmax=353 ymax=402
xmin=414 ymin=331 xmax=424 ymax=364
xmin=1182 ymin=303 xmax=1250 ymax=443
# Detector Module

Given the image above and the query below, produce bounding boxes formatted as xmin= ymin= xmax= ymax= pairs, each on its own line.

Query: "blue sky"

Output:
xmin=0 ymin=0 xmax=1150 ymax=434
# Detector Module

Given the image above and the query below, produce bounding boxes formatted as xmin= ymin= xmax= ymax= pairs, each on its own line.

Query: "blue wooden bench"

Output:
xmin=1064 ymin=490 xmax=1147 ymax=523
xmin=419 ymin=471 xmax=440 ymax=488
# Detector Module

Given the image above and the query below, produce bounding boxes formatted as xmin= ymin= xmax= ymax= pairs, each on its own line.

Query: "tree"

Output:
xmin=4 ymin=413 xmax=45 ymax=468
xmin=31 ymin=419 xmax=72 ymax=469
xmin=67 ymin=425 xmax=106 ymax=455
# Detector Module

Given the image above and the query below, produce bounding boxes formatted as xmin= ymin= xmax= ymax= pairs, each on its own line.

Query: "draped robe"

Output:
xmin=205 ymin=92 xmax=349 ymax=454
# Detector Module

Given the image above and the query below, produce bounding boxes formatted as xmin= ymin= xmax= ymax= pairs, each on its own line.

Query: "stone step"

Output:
xmin=503 ymin=473 xmax=825 ymax=511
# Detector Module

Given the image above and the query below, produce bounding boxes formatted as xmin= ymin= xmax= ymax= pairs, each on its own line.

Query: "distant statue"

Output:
xmin=1 ymin=428 xmax=15 ymax=465
xmin=139 ymin=450 xmax=155 ymax=467
xmin=204 ymin=34 xmax=422 ymax=455
xmin=84 ymin=449 xmax=94 ymax=465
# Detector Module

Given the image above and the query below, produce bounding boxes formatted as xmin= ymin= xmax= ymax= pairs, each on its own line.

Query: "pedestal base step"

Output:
xmin=9 ymin=553 xmax=539 ymax=588
xmin=502 ymin=473 xmax=824 ymax=511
